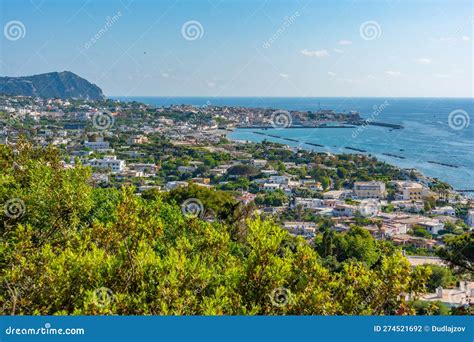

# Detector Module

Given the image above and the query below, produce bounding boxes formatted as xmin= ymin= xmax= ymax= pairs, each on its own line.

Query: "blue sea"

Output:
xmin=114 ymin=97 xmax=474 ymax=192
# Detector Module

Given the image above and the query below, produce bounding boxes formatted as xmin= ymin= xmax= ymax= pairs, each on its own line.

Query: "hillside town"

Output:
xmin=1 ymin=94 xmax=473 ymax=309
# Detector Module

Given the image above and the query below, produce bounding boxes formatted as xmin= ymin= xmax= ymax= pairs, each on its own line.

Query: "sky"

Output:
xmin=0 ymin=0 xmax=473 ymax=97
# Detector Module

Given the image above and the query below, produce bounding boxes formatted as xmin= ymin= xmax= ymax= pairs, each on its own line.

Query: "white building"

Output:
xmin=300 ymin=179 xmax=323 ymax=191
xmin=283 ymin=221 xmax=317 ymax=236
xmin=392 ymin=200 xmax=424 ymax=213
xmin=418 ymin=219 xmax=444 ymax=235
xmin=88 ymin=157 xmax=125 ymax=173
xmin=421 ymin=281 xmax=474 ymax=308
xmin=332 ymin=204 xmax=356 ymax=217
xmin=178 ymin=166 xmax=197 ymax=173
xmin=128 ymin=163 xmax=158 ymax=173
xmin=323 ymin=190 xmax=348 ymax=200
xmin=84 ymin=141 xmax=110 ymax=151
xmin=393 ymin=181 xmax=426 ymax=201
xmin=252 ymin=159 xmax=267 ymax=168
xmin=268 ymin=175 xmax=290 ymax=185
xmin=262 ymin=183 xmax=280 ymax=192
xmin=292 ymin=197 xmax=324 ymax=210
xmin=165 ymin=181 xmax=188 ymax=190
xmin=353 ymin=181 xmax=386 ymax=199
xmin=432 ymin=206 xmax=456 ymax=217
xmin=468 ymin=209 xmax=474 ymax=229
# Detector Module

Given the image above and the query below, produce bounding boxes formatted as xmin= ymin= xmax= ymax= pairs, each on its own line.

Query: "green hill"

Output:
xmin=0 ymin=71 xmax=105 ymax=100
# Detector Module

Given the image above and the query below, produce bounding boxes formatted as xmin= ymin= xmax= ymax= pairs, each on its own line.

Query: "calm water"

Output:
xmin=114 ymin=97 xmax=474 ymax=191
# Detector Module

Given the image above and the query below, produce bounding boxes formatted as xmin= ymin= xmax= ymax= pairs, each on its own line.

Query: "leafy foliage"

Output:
xmin=1 ymin=143 xmax=431 ymax=315
xmin=436 ymin=232 xmax=474 ymax=274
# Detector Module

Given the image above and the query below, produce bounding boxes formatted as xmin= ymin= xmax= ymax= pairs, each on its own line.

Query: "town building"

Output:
xmin=393 ymin=181 xmax=425 ymax=201
xmin=84 ymin=140 xmax=111 ymax=151
xmin=353 ymin=181 xmax=386 ymax=199
xmin=88 ymin=157 xmax=125 ymax=173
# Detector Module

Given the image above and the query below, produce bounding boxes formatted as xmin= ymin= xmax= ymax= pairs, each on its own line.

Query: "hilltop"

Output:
xmin=0 ymin=71 xmax=105 ymax=100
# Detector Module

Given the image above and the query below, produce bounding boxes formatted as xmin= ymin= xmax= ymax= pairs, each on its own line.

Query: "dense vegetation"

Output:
xmin=0 ymin=142 xmax=470 ymax=315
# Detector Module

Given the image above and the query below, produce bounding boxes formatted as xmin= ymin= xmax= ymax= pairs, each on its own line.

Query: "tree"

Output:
xmin=412 ymin=300 xmax=450 ymax=315
xmin=422 ymin=265 xmax=456 ymax=292
xmin=255 ymin=190 xmax=288 ymax=207
xmin=0 ymin=142 xmax=432 ymax=315
xmin=412 ymin=225 xmax=432 ymax=239
xmin=333 ymin=226 xmax=380 ymax=267
xmin=320 ymin=176 xmax=331 ymax=190
xmin=226 ymin=164 xmax=259 ymax=178
xmin=436 ymin=232 xmax=474 ymax=274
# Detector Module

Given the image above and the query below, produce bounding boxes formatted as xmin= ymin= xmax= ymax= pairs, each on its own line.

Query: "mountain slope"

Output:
xmin=0 ymin=71 xmax=105 ymax=100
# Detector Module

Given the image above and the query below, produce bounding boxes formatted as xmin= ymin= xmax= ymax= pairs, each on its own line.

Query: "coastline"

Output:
xmin=122 ymin=96 xmax=473 ymax=193
xmin=224 ymin=127 xmax=471 ymax=199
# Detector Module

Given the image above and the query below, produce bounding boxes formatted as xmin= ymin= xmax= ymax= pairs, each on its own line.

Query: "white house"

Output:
xmin=468 ymin=209 xmax=474 ymax=229
xmin=178 ymin=165 xmax=197 ymax=173
xmin=262 ymin=183 xmax=280 ymax=192
xmin=283 ymin=221 xmax=317 ymax=236
xmin=353 ymin=181 xmax=386 ymax=199
xmin=432 ymin=206 xmax=456 ymax=217
xmin=165 ymin=181 xmax=188 ymax=190
xmin=252 ymin=159 xmax=267 ymax=168
xmin=418 ymin=219 xmax=444 ymax=235
xmin=292 ymin=197 xmax=324 ymax=210
xmin=332 ymin=204 xmax=356 ymax=217
xmin=392 ymin=181 xmax=427 ymax=201
xmin=268 ymin=175 xmax=290 ymax=185
xmin=323 ymin=190 xmax=347 ymax=200
xmin=88 ymin=157 xmax=125 ymax=173
xmin=84 ymin=141 xmax=110 ymax=151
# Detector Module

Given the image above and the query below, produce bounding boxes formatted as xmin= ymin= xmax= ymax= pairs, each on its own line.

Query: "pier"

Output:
xmin=237 ymin=125 xmax=355 ymax=129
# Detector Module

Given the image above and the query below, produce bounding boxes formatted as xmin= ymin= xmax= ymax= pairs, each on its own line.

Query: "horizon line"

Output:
xmin=109 ymin=95 xmax=474 ymax=99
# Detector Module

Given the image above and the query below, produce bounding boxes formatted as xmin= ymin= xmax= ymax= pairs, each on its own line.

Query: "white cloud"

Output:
xmin=385 ymin=70 xmax=401 ymax=78
xmin=431 ymin=37 xmax=455 ymax=43
xmin=433 ymin=73 xmax=452 ymax=79
xmin=367 ymin=74 xmax=377 ymax=80
xmin=300 ymin=49 xmax=329 ymax=58
xmin=279 ymin=73 xmax=289 ymax=78
xmin=327 ymin=71 xmax=337 ymax=77
xmin=207 ymin=81 xmax=216 ymax=88
xmin=431 ymin=35 xmax=470 ymax=44
xmin=161 ymin=72 xmax=170 ymax=78
xmin=333 ymin=48 xmax=343 ymax=54
xmin=414 ymin=57 xmax=431 ymax=64
xmin=338 ymin=40 xmax=352 ymax=45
